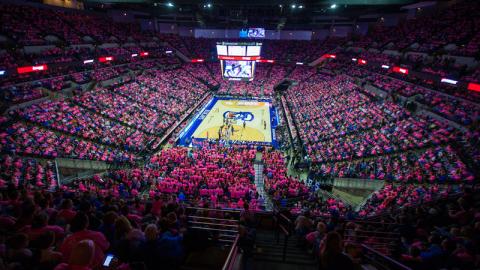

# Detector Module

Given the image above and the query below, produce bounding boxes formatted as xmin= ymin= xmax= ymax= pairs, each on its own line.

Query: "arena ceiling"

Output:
xmin=84 ymin=0 xmax=419 ymax=28
xmin=84 ymin=0 xmax=416 ymax=4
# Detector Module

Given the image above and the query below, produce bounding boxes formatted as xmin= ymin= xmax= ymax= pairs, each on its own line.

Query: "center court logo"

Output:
xmin=223 ymin=111 xmax=254 ymax=122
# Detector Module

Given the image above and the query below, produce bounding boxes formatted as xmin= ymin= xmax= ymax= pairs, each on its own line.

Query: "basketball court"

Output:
xmin=177 ymin=97 xmax=277 ymax=147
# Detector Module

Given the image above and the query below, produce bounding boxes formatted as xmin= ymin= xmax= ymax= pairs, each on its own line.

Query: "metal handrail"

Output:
xmin=361 ymin=244 xmax=412 ymax=270
xmin=351 ymin=219 xmax=399 ymax=226
xmin=347 ymin=229 xmax=400 ymax=235
xmin=279 ymin=213 xmax=292 ymax=224
xmin=188 ymin=221 xmax=238 ymax=227
xmin=188 ymin=216 xmax=240 ymax=223
xmin=279 ymin=224 xmax=290 ymax=236
xmin=221 ymin=235 xmax=240 ymax=270
xmin=186 ymin=206 xmax=241 ymax=213
xmin=274 ymin=210 xmax=293 ymax=262
xmin=189 ymin=226 xmax=238 ymax=233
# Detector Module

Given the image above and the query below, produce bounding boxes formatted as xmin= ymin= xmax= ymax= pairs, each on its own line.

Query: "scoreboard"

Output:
xmin=216 ymin=42 xmax=262 ymax=81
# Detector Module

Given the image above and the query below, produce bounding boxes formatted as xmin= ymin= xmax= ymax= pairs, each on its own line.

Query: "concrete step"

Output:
xmin=253 ymin=254 xmax=316 ymax=265
xmin=256 ymin=237 xmax=301 ymax=244
xmin=253 ymin=255 xmax=317 ymax=266
xmin=254 ymin=232 xmax=317 ymax=268
xmin=255 ymin=246 xmax=314 ymax=258
xmin=256 ymin=244 xmax=310 ymax=254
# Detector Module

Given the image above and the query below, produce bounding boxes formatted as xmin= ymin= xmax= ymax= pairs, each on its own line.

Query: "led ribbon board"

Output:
xmin=17 ymin=65 xmax=48 ymax=74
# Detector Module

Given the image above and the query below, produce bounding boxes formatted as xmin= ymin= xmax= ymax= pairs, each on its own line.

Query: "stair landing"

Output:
xmin=252 ymin=230 xmax=317 ymax=270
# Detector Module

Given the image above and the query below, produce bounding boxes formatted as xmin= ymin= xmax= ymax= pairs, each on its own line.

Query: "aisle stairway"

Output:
xmin=254 ymin=163 xmax=273 ymax=211
xmin=253 ymin=230 xmax=317 ymax=270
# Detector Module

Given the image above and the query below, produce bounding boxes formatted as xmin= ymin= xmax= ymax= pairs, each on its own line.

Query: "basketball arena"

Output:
xmin=0 ymin=1 xmax=479 ymax=270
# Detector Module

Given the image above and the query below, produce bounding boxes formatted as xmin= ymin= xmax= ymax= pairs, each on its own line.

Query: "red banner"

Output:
xmin=256 ymin=59 xmax=275 ymax=63
xmin=218 ymin=55 xmax=261 ymax=61
xmin=468 ymin=82 xmax=480 ymax=92
xmin=98 ymin=56 xmax=114 ymax=62
xmin=17 ymin=65 xmax=48 ymax=74
xmin=392 ymin=66 xmax=409 ymax=74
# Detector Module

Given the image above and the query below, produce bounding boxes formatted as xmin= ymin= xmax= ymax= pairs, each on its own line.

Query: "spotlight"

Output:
xmin=166 ymin=2 xmax=174 ymax=7
xmin=299 ymin=5 xmax=303 ymax=8
xmin=207 ymin=3 xmax=212 ymax=8
xmin=330 ymin=4 xmax=337 ymax=9
xmin=291 ymin=4 xmax=296 ymax=8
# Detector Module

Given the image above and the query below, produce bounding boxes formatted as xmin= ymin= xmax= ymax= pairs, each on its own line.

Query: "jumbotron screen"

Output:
xmin=239 ymin=28 xmax=265 ymax=38
xmin=216 ymin=42 xmax=262 ymax=81
xmin=222 ymin=60 xmax=254 ymax=80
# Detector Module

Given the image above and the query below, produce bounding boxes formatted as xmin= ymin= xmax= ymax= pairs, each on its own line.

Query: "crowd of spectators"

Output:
xmin=149 ymin=143 xmax=263 ymax=209
xmin=14 ymin=100 xmax=160 ymax=152
xmin=0 ymin=122 xmax=136 ymax=162
xmin=0 ymin=155 xmax=57 ymax=190
xmin=0 ymin=179 xmax=188 ymax=270
xmin=313 ymin=146 xmax=475 ymax=182
xmin=350 ymin=1 xmax=480 ymax=57
xmin=263 ymin=150 xmax=309 ymax=201
xmin=285 ymin=73 xmax=477 ymax=182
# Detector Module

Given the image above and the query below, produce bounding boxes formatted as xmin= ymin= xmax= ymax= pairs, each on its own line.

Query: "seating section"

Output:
xmin=263 ymin=151 xmax=309 ymax=200
xmin=0 ymin=122 xmax=136 ymax=162
xmin=330 ymin=62 xmax=480 ymax=127
xmin=315 ymin=146 xmax=474 ymax=182
xmin=0 ymin=155 xmax=57 ymax=189
xmin=15 ymin=100 xmax=160 ymax=152
xmin=358 ymin=183 xmax=450 ymax=217
xmin=0 ymin=4 xmax=152 ymax=45
xmin=149 ymin=144 xmax=263 ymax=210
xmin=351 ymin=1 xmax=480 ymax=56
xmin=0 ymin=174 xmax=188 ymax=269
xmin=285 ymin=74 xmax=476 ymax=182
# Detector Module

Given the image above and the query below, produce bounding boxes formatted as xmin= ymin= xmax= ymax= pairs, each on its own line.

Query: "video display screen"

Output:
xmin=222 ymin=60 xmax=254 ymax=80
xmin=239 ymin=28 xmax=265 ymax=38
xmin=248 ymin=28 xmax=265 ymax=38
xmin=228 ymin=46 xmax=246 ymax=56
xmin=246 ymin=45 xmax=261 ymax=56
xmin=216 ymin=45 xmax=228 ymax=56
